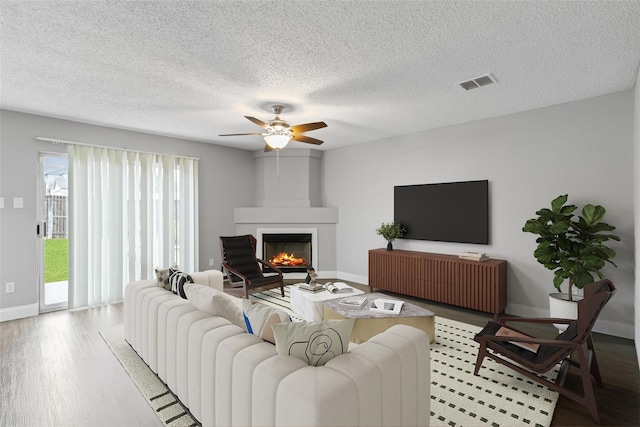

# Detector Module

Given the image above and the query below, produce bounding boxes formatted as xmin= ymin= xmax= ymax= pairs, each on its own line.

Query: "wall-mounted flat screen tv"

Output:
xmin=394 ymin=180 xmax=489 ymax=244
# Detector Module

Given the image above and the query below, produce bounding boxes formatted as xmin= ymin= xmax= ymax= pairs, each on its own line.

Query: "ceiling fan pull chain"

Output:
xmin=276 ymin=149 xmax=280 ymax=181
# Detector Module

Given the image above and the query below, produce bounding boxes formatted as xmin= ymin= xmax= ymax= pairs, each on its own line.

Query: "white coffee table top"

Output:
xmin=290 ymin=282 xmax=365 ymax=322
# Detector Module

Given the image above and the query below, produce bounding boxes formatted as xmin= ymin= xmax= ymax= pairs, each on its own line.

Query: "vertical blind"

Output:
xmin=67 ymin=145 xmax=198 ymax=308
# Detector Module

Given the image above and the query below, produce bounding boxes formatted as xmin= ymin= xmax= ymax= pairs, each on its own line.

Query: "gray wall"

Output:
xmin=1 ymin=90 xmax=636 ymax=339
xmin=634 ymin=65 xmax=639 ymax=361
xmin=323 ymin=91 xmax=635 ymax=338
xmin=0 ymin=110 xmax=254 ymax=316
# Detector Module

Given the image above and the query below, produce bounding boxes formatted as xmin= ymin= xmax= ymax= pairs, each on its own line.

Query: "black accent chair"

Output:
xmin=220 ymin=234 xmax=284 ymax=299
xmin=473 ymin=279 xmax=616 ymax=423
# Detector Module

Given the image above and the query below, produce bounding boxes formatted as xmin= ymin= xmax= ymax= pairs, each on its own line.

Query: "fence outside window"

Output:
xmin=44 ymin=195 xmax=67 ymax=238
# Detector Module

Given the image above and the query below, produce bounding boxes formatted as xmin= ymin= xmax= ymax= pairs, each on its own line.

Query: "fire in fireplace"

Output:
xmin=262 ymin=233 xmax=312 ymax=273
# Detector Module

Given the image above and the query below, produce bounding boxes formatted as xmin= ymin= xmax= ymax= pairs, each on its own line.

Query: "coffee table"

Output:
xmin=289 ymin=282 xmax=365 ymax=322
xmin=323 ymin=292 xmax=435 ymax=343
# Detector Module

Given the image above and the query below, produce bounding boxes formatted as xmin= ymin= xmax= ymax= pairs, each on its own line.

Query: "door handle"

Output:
xmin=36 ymin=221 xmax=47 ymax=237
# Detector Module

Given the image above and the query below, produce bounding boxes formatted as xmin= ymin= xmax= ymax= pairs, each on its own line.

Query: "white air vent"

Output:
xmin=458 ymin=73 xmax=497 ymax=90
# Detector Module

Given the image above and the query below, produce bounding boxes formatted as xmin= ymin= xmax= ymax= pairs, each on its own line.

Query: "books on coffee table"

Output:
xmin=325 ymin=282 xmax=354 ymax=294
xmin=339 ymin=295 xmax=368 ymax=308
xmin=370 ymin=298 xmax=404 ymax=315
xmin=298 ymin=283 xmax=325 ymax=293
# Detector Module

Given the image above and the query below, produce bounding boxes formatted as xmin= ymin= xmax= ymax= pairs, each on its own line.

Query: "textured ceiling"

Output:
xmin=1 ymin=1 xmax=640 ymax=151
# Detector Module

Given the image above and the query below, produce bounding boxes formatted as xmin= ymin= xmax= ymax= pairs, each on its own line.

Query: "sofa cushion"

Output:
xmin=169 ymin=268 xmax=194 ymax=299
xmin=183 ymin=283 xmax=245 ymax=328
xmin=154 ymin=264 xmax=178 ymax=290
xmin=272 ymin=319 xmax=355 ymax=366
xmin=242 ymin=299 xmax=290 ymax=344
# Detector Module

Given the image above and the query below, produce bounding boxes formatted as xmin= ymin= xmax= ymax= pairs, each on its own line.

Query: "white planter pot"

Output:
xmin=549 ymin=293 xmax=582 ymax=332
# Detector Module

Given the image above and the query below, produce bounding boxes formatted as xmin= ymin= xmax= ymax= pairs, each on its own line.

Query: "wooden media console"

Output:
xmin=368 ymin=248 xmax=507 ymax=319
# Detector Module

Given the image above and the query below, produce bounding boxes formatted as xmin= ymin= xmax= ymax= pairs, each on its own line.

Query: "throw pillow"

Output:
xmin=169 ymin=269 xmax=194 ymax=299
xmin=183 ymin=283 xmax=245 ymax=328
xmin=271 ymin=319 xmax=355 ymax=367
xmin=242 ymin=299 xmax=290 ymax=344
xmin=154 ymin=264 xmax=178 ymax=290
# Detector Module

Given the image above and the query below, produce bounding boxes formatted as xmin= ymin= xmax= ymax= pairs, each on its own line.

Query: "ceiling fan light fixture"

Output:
xmin=264 ymin=133 xmax=290 ymax=149
xmin=220 ymin=104 xmax=326 ymax=150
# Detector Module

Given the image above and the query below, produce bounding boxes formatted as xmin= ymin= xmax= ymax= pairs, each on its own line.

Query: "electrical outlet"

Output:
xmin=6 ymin=282 xmax=15 ymax=293
xmin=209 ymin=258 xmax=215 ymax=266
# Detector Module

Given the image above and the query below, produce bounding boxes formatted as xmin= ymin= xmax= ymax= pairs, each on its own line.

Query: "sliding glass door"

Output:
xmin=37 ymin=153 xmax=69 ymax=312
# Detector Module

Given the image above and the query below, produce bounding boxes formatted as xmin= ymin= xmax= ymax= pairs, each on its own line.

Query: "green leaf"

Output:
xmin=595 ymin=246 xmax=617 ymax=259
xmin=580 ymin=255 xmax=606 ymax=271
xmin=548 ymin=219 xmax=572 ymax=234
xmin=582 ymin=204 xmax=605 ymax=225
xmin=589 ymin=223 xmax=618 ymax=234
xmin=572 ymin=270 xmax=595 ymax=288
xmin=553 ymin=273 xmax=566 ymax=292
xmin=551 ymin=195 xmax=568 ymax=212
xmin=523 ymin=220 xmax=546 ymax=234
xmin=534 ymin=246 xmax=559 ymax=263
xmin=559 ymin=205 xmax=578 ymax=215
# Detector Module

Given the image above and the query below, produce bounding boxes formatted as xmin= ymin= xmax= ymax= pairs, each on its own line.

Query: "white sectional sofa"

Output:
xmin=124 ymin=270 xmax=430 ymax=427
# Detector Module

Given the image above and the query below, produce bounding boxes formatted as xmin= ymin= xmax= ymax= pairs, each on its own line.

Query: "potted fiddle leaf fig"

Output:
xmin=522 ymin=194 xmax=620 ymax=327
xmin=376 ymin=222 xmax=406 ymax=251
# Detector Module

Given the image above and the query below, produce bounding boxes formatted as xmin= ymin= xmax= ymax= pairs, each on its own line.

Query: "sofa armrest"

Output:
xmin=191 ymin=269 xmax=224 ymax=291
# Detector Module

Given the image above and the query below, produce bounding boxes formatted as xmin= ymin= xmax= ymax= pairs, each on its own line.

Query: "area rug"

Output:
xmin=430 ymin=317 xmax=559 ymax=427
xmin=249 ymin=284 xmax=304 ymax=321
xmin=103 ymin=286 xmax=559 ymax=427
xmin=99 ymin=329 xmax=199 ymax=427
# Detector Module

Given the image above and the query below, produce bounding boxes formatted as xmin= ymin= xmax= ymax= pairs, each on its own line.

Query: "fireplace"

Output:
xmin=262 ymin=233 xmax=312 ymax=273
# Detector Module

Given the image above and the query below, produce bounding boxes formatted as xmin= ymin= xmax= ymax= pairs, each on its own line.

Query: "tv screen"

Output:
xmin=394 ymin=180 xmax=489 ymax=244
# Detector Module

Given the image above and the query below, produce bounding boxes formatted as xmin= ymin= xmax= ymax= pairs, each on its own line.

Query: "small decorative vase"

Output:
xmin=386 ymin=242 xmax=393 ymax=251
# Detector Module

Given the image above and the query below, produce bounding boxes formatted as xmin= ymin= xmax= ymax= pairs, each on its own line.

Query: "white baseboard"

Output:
xmin=591 ymin=317 xmax=634 ymax=340
xmin=506 ymin=302 xmax=549 ymax=319
xmin=335 ymin=271 xmax=368 ymax=286
xmin=0 ymin=303 xmax=39 ymax=322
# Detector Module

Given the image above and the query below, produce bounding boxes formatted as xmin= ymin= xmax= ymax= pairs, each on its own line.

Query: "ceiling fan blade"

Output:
xmin=289 ymin=121 xmax=327 ymax=133
xmin=264 ymin=144 xmax=273 ymax=152
xmin=291 ymin=133 xmax=324 ymax=145
xmin=245 ymin=116 xmax=268 ymax=129
xmin=218 ymin=132 xmax=264 ymax=137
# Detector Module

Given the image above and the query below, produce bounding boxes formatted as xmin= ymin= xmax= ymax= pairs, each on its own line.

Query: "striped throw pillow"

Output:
xmin=169 ymin=268 xmax=193 ymax=299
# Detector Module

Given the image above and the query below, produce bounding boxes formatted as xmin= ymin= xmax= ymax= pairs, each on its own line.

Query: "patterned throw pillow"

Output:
xmin=242 ymin=299 xmax=290 ymax=344
xmin=154 ymin=264 xmax=178 ymax=290
xmin=169 ymin=268 xmax=194 ymax=299
xmin=271 ymin=319 xmax=354 ymax=366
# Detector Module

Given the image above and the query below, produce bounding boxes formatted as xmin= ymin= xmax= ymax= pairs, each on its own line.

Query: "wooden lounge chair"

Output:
xmin=473 ymin=279 xmax=616 ymax=423
xmin=220 ymin=234 xmax=285 ymax=299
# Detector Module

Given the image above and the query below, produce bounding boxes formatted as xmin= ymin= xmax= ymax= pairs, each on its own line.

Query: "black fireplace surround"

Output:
xmin=262 ymin=233 xmax=312 ymax=273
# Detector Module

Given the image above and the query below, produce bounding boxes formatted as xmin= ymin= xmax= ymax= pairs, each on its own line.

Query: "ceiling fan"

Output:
xmin=219 ymin=105 xmax=327 ymax=151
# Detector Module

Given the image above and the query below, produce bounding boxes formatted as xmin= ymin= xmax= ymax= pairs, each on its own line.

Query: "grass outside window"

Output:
xmin=45 ymin=238 xmax=68 ymax=283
